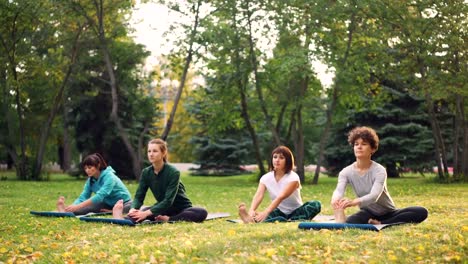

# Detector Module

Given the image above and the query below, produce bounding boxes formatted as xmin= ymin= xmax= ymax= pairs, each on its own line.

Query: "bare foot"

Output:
xmin=112 ymin=199 xmax=124 ymax=219
xmin=334 ymin=209 xmax=346 ymax=223
xmin=368 ymin=218 xmax=381 ymax=225
xmin=155 ymin=215 xmax=170 ymax=222
xmin=56 ymin=196 xmax=66 ymax=212
xmin=238 ymin=203 xmax=254 ymax=224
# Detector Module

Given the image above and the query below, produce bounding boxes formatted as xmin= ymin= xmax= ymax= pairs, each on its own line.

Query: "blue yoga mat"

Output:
xmin=30 ymin=210 xmax=111 ymax=218
xmin=30 ymin=211 xmax=75 ymax=217
xmin=298 ymin=222 xmax=403 ymax=231
xmin=79 ymin=217 xmax=139 ymax=226
xmin=79 ymin=212 xmax=231 ymax=226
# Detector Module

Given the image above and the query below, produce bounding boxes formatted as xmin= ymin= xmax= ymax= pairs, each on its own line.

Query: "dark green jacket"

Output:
xmin=132 ymin=163 xmax=192 ymax=215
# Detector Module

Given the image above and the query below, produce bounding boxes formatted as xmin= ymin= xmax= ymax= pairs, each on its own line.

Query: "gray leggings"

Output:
xmin=73 ymin=200 xmax=132 ymax=216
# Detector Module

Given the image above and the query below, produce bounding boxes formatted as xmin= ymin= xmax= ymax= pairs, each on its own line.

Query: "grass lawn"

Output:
xmin=0 ymin=171 xmax=466 ymax=263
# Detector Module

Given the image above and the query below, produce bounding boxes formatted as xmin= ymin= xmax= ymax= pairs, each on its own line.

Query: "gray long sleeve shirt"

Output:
xmin=332 ymin=161 xmax=396 ymax=216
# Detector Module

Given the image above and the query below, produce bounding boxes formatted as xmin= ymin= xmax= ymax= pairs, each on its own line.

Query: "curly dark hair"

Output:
xmin=347 ymin=126 xmax=379 ymax=151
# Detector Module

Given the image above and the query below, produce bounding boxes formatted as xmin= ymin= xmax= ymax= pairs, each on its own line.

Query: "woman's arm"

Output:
xmin=131 ymin=170 xmax=149 ymax=210
xmin=73 ymin=179 xmax=92 ymax=205
xmin=254 ymin=181 xmax=299 ymax=222
xmin=331 ymin=170 xmax=348 ymax=204
xmin=65 ymin=198 xmax=93 ymax=212
xmin=90 ymin=174 xmax=116 ymax=204
xmin=248 ymin=183 xmax=266 ymax=216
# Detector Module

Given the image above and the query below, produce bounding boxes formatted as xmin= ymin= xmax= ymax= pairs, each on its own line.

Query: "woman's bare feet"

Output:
xmin=238 ymin=203 xmax=254 ymax=224
xmin=155 ymin=215 xmax=170 ymax=222
xmin=112 ymin=199 xmax=124 ymax=219
xmin=56 ymin=196 xmax=66 ymax=212
xmin=368 ymin=218 xmax=381 ymax=225
xmin=333 ymin=209 xmax=346 ymax=223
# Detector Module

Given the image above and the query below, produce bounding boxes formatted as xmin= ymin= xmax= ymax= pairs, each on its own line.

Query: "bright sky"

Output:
xmin=130 ymin=1 xmax=334 ymax=87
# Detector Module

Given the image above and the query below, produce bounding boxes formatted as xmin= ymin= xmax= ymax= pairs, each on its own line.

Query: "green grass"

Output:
xmin=0 ymin=172 xmax=466 ymax=263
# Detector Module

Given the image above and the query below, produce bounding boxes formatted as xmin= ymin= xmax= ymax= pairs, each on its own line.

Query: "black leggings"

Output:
xmin=346 ymin=206 xmax=428 ymax=224
xmin=127 ymin=206 xmax=208 ymax=223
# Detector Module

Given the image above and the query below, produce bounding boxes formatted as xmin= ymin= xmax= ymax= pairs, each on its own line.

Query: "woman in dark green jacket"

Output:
xmin=113 ymin=139 xmax=207 ymax=223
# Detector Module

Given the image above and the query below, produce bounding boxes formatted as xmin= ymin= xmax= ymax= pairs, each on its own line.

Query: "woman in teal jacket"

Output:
xmin=57 ymin=153 xmax=132 ymax=215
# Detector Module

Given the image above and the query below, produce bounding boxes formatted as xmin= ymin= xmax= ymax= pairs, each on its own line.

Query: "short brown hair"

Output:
xmin=82 ymin=153 xmax=107 ymax=171
xmin=268 ymin=145 xmax=295 ymax=173
xmin=348 ymin=126 xmax=379 ymax=151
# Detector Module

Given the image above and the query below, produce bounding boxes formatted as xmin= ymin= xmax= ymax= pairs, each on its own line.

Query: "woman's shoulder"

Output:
xmin=287 ymin=170 xmax=300 ymax=180
xmin=164 ymin=163 xmax=180 ymax=172
xmin=141 ymin=165 xmax=153 ymax=172
xmin=339 ymin=163 xmax=355 ymax=174
xmin=260 ymin=171 xmax=274 ymax=181
xmin=371 ymin=161 xmax=386 ymax=171
xmin=101 ymin=166 xmax=116 ymax=177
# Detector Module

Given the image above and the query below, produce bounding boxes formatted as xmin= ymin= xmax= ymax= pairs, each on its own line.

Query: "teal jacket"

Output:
xmin=73 ymin=166 xmax=131 ymax=207
xmin=132 ymin=163 xmax=192 ymax=215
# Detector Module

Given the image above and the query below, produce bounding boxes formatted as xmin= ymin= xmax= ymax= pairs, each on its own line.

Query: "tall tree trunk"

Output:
xmin=0 ymin=67 xmax=20 ymax=174
xmin=424 ymin=91 xmax=449 ymax=181
xmin=0 ymin=19 xmax=28 ymax=179
xmin=464 ymin=117 xmax=468 ymax=181
xmin=312 ymin=84 xmax=338 ymax=184
xmin=101 ymin=39 xmax=141 ymax=180
xmin=232 ymin=5 xmax=266 ymax=177
xmin=161 ymin=0 xmax=201 ymax=141
xmin=245 ymin=1 xmax=281 ymax=146
xmin=61 ymin=104 xmax=72 ymax=172
xmin=69 ymin=0 xmax=143 ymax=179
xmin=98 ymin=1 xmax=142 ymax=179
xmin=453 ymin=95 xmax=462 ymax=179
xmin=31 ymin=27 xmax=82 ymax=180
xmin=312 ymin=8 xmax=357 ymax=184
xmin=293 ymin=106 xmax=306 ymax=183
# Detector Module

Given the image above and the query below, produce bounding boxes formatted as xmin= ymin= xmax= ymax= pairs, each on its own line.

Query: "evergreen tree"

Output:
xmin=325 ymin=84 xmax=434 ymax=177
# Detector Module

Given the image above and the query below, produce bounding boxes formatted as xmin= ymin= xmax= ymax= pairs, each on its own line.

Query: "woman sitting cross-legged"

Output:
xmin=331 ymin=126 xmax=428 ymax=225
xmin=112 ymin=138 xmax=207 ymax=223
xmin=238 ymin=145 xmax=321 ymax=223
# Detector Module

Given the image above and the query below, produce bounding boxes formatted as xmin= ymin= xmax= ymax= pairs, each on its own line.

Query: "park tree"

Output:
xmin=0 ymin=0 xmax=87 ymax=180
xmin=325 ymin=83 xmax=435 ymax=177
xmin=185 ymin=77 xmax=257 ymax=175
xmin=373 ymin=0 xmax=468 ymax=181
xmin=295 ymin=0 xmax=391 ymax=184
xmin=156 ymin=0 xmax=203 ymax=144
xmin=65 ymin=0 xmax=158 ymax=179
xmin=263 ymin=0 xmax=327 ymax=182
xmin=195 ymin=0 xmax=270 ymax=176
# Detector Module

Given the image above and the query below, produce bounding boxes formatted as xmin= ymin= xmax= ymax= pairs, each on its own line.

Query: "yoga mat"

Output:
xmin=79 ymin=212 xmax=231 ymax=226
xmin=226 ymin=214 xmax=329 ymax=224
xmin=79 ymin=217 xmax=138 ymax=226
xmin=30 ymin=211 xmax=75 ymax=217
xmin=206 ymin=212 xmax=231 ymax=220
xmin=30 ymin=210 xmax=111 ymax=218
xmin=298 ymin=222 xmax=405 ymax=231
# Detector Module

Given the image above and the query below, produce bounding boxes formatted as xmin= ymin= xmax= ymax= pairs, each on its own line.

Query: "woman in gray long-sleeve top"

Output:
xmin=331 ymin=126 xmax=428 ymax=225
